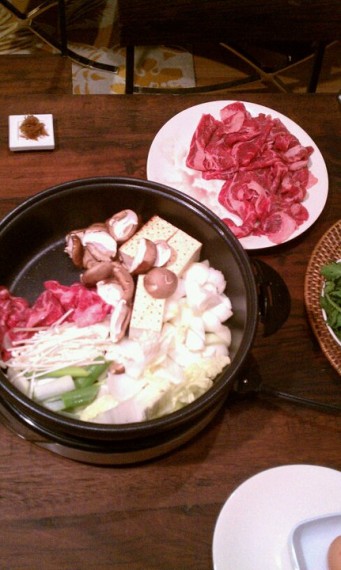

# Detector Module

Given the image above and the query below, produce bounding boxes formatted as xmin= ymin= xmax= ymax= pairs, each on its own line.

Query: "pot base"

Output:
xmin=0 ymin=396 xmax=225 ymax=464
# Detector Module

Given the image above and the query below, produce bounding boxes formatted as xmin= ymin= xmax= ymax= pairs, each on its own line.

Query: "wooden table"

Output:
xmin=0 ymin=93 xmax=340 ymax=570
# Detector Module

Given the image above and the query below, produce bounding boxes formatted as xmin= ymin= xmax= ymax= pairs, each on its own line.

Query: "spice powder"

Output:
xmin=20 ymin=115 xmax=48 ymax=140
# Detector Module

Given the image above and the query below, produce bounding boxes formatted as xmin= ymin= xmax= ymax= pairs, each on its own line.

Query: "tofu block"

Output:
xmin=129 ymin=275 xmax=165 ymax=339
xmin=166 ymin=229 xmax=202 ymax=276
xmin=119 ymin=215 xmax=178 ymax=259
xmin=127 ymin=218 xmax=202 ymax=339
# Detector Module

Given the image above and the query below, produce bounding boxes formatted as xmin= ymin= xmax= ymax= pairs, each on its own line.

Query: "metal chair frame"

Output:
xmin=125 ymin=41 xmax=329 ymax=95
xmin=1 ymin=1 xmax=331 ymax=93
xmin=1 ymin=0 xmax=119 ymax=72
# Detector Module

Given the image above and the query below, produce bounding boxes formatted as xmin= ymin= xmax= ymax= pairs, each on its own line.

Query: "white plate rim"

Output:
xmin=212 ymin=464 xmax=341 ymax=570
xmin=147 ymin=100 xmax=329 ymax=250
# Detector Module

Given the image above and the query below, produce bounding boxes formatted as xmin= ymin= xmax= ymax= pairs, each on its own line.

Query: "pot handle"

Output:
xmin=233 ymin=357 xmax=341 ymax=413
xmin=251 ymin=258 xmax=291 ymax=336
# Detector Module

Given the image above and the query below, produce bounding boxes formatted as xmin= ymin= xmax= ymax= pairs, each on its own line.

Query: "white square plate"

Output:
xmin=8 ymin=114 xmax=55 ymax=151
xmin=290 ymin=513 xmax=341 ymax=570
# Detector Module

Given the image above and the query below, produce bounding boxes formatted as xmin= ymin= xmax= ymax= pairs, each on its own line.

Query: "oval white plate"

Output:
xmin=147 ymin=101 xmax=329 ymax=250
xmin=212 ymin=464 xmax=341 ymax=570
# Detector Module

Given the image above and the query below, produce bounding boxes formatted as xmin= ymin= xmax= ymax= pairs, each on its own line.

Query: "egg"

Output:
xmin=328 ymin=535 xmax=341 ymax=570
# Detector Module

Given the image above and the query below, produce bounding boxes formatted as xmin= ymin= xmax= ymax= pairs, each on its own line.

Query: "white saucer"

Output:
xmin=212 ymin=464 xmax=341 ymax=570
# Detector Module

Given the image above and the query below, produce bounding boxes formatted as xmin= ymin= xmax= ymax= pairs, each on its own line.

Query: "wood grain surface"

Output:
xmin=0 ymin=54 xmax=72 ymax=95
xmin=0 ymin=93 xmax=340 ymax=570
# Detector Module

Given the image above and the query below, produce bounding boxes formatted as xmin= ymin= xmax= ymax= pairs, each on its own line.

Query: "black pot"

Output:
xmin=0 ymin=177 xmax=258 ymax=463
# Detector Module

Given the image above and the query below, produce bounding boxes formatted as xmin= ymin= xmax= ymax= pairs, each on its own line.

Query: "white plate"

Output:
xmin=212 ymin=464 xmax=341 ymax=570
xmin=147 ymin=101 xmax=329 ymax=250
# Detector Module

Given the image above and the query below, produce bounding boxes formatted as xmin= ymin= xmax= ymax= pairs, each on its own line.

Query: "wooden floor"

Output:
xmin=0 ymin=40 xmax=340 ymax=96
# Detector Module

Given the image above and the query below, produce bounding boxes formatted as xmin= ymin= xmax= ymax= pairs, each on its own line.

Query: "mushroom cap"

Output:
xmin=106 ymin=209 xmax=139 ymax=243
xmin=129 ymin=238 xmax=157 ymax=275
xmin=81 ymin=261 xmax=113 ymax=287
xmin=144 ymin=267 xmax=178 ymax=299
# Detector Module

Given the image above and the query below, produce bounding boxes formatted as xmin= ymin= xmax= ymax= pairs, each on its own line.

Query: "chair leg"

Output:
xmin=307 ymin=42 xmax=326 ymax=93
xmin=220 ymin=42 xmax=290 ymax=92
xmin=1 ymin=0 xmax=26 ymax=19
xmin=125 ymin=45 xmax=135 ymax=94
xmin=58 ymin=0 xmax=67 ymax=55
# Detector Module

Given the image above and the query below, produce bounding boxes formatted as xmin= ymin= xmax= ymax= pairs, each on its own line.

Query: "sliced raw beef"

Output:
xmin=43 ymin=281 xmax=112 ymax=327
xmin=0 ymin=287 xmax=31 ymax=359
xmin=186 ymin=113 xmax=236 ymax=172
xmin=186 ymin=102 xmax=315 ymax=243
xmin=0 ymin=282 xmax=112 ymax=360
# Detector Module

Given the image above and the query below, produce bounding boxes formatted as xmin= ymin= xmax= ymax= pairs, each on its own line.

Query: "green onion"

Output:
xmin=74 ymin=360 xmax=111 ymax=389
xmin=60 ymin=384 xmax=99 ymax=410
xmin=34 ymin=365 xmax=90 ymax=380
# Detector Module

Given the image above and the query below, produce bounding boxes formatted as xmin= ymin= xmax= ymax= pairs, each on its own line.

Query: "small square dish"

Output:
xmin=289 ymin=512 xmax=341 ymax=570
xmin=8 ymin=114 xmax=55 ymax=151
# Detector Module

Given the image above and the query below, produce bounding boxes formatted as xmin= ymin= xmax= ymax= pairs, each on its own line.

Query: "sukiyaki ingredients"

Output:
xmin=64 ymin=232 xmax=84 ymax=268
xmin=3 ymin=320 xmax=112 ymax=406
xmin=105 ymin=209 xmax=139 ymax=242
xmin=65 ymin=209 xmax=139 ymax=273
xmin=2 ymin=256 xmax=232 ymax=423
xmin=46 ymin=384 xmax=100 ymax=413
xmin=118 ymin=215 xmax=178 ymax=263
xmin=126 ymin=218 xmax=202 ymax=340
xmin=73 ymin=358 xmax=112 ymax=389
xmin=33 ymin=375 xmax=75 ymax=402
xmin=185 ymin=101 xmax=315 ymax=244
xmin=0 ymin=287 xmax=30 ymax=356
xmin=320 ymin=261 xmax=341 ymax=341
xmin=149 ymin=354 xmax=229 ymax=419
xmin=154 ymin=240 xmax=173 ymax=267
xmin=109 ymin=298 xmax=132 ymax=342
xmin=128 ymin=275 xmax=168 ymax=340
xmin=5 ymin=320 xmax=110 ymax=375
xmin=144 ymin=268 xmax=178 ymax=299
xmin=81 ymin=261 xmax=113 ymax=287
xmin=92 ymin=262 xmax=135 ymax=304
xmin=1 ymin=209 xmax=234 ymax=424
xmin=66 ymin=212 xmax=203 ymax=344
xmin=166 ymin=229 xmax=202 ymax=275
xmin=82 ymin=353 xmax=229 ymax=424
xmin=128 ymin=238 xmax=158 ymax=274
xmin=0 ymin=282 xmax=111 ymax=361
xmin=81 ymin=225 xmax=118 ymax=262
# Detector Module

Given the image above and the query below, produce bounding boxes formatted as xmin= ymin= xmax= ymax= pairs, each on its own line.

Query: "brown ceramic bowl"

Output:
xmin=0 ymin=177 xmax=258 ymax=463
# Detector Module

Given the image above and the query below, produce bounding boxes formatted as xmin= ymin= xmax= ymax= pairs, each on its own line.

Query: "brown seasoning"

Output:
xmin=19 ymin=115 xmax=48 ymax=140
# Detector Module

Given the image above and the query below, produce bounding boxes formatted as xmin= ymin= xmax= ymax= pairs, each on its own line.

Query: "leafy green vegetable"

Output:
xmin=320 ymin=261 xmax=341 ymax=341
